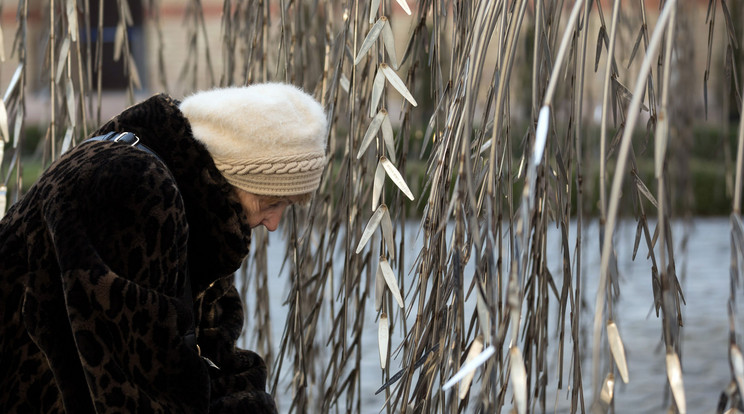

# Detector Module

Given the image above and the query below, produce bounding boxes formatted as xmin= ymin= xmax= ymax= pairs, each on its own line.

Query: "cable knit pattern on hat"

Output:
xmin=180 ymin=83 xmax=328 ymax=196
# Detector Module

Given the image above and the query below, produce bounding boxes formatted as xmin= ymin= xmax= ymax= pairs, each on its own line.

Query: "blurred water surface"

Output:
xmin=238 ymin=217 xmax=734 ymax=413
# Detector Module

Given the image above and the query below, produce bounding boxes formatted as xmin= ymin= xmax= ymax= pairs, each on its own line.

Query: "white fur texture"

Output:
xmin=180 ymin=83 xmax=327 ymax=160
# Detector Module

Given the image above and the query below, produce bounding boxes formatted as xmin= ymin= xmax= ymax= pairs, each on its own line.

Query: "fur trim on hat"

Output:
xmin=180 ymin=83 xmax=328 ymax=196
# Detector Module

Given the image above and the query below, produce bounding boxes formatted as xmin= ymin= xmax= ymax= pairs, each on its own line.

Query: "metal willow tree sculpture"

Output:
xmin=0 ymin=0 xmax=742 ymax=413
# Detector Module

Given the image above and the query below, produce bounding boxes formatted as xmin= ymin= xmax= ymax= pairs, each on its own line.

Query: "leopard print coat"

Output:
xmin=0 ymin=94 xmax=277 ymax=413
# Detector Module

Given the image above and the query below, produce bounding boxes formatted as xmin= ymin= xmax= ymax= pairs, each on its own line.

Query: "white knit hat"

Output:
xmin=180 ymin=83 xmax=328 ymax=196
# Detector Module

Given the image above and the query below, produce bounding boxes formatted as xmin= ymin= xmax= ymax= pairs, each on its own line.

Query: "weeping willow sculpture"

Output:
xmin=0 ymin=0 xmax=742 ymax=413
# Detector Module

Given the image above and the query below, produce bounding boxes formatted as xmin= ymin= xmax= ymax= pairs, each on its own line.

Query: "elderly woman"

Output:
xmin=0 ymin=83 xmax=327 ymax=413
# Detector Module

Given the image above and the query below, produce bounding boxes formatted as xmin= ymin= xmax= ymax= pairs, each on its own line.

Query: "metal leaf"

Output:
xmin=632 ymin=220 xmax=643 ymax=260
xmin=666 ymin=352 xmax=686 ymax=414
xmin=371 ymin=69 xmax=385 ymax=117
xmin=510 ymin=347 xmax=527 ymax=414
xmin=533 ymin=106 xmax=549 ymax=166
xmin=731 ymin=344 xmax=744 ymax=397
xmin=380 ymin=63 xmax=417 ymax=107
xmin=368 ymin=0 xmax=381 ymax=23
xmin=129 ymin=58 xmax=142 ymax=89
xmin=354 ymin=17 xmax=385 ymax=66
xmin=459 ymin=335 xmax=484 ymax=400
xmin=67 ymin=0 xmax=79 ymax=42
xmin=654 ymin=117 xmax=668 ymax=178
xmin=475 ymin=281 xmax=491 ymax=344
xmin=627 ymin=26 xmax=644 ymax=69
xmin=114 ymin=22 xmax=125 ymax=62
xmin=395 ymin=0 xmax=412 ymax=15
xmin=607 ymin=321 xmax=629 ymax=383
xmin=3 ymin=64 xmax=23 ymax=103
xmin=66 ymin=78 xmax=76 ymax=126
xmin=600 ymin=373 xmax=615 ymax=406
xmin=591 ymin=373 xmax=615 ymax=414
xmin=380 ymin=204 xmax=395 ymax=260
xmin=0 ymin=23 xmax=5 ymax=62
xmin=442 ymin=345 xmax=495 ymax=391
xmin=378 ymin=313 xmax=389 ymax=369
xmin=380 ymin=156 xmax=414 ymax=200
xmin=12 ymin=108 xmax=22 ymax=148
xmin=0 ymin=99 xmax=9 ymax=143
xmin=380 ymin=109 xmax=396 ymax=162
xmin=594 ymin=26 xmax=606 ymax=73
xmin=358 ymin=110 xmax=386 ymax=159
xmin=381 ymin=17 xmax=398 ymax=70
xmin=60 ymin=126 xmax=74 ymax=155
xmin=340 ymin=74 xmax=350 ymax=93
xmin=355 ymin=204 xmax=385 ymax=253
xmin=379 ymin=257 xmax=404 ymax=308
xmin=56 ymin=37 xmax=71 ymax=83
xmin=634 ymin=175 xmax=658 ymax=208
xmin=373 ymin=160 xmax=385 ymax=211
xmin=375 ymin=264 xmax=385 ymax=311
xmin=0 ymin=185 xmax=6 ymax=218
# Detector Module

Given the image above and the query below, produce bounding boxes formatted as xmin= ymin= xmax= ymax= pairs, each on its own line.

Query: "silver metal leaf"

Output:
xmin=380 ymin=109 xmax=396 ymax=162
xmin=634 ymin=175 xmax=658 ymax=208
xmin=378 ymin=257 xmax=404 ymax=308
xmin=654 ymin=116 xmax=668 ymax=178
xmin=375 ymin=264 xmax=385 ymax=311
xmin=666 ymin=352 xmax=686 ymax=414
xmin=381 ymin=17 xmax=398 ymax=70
xmin=533 ymin=105 xmax=549 ymax=166
xmin=60 ymin=127 xmax=74 ymax=155
xmin=0 ymin=99 xmax=9 ymax=143
xmin=66 ymin=78 xmax=76 ymax=126
xmin=731 ymin=344 xmax=744 ymax=397
xmin=355 ymin=204 xmax=385 ymax=253
xmin=67 ymin=0 xmax=79 ymax=42
xmin=373 ymin=160 xmax=385 ymax=211
xmin=475 ymin=283 xmax=491 ymax=344
xmin=354 ymin=17 xmax=385 ymax=66
xmin=56 ymin=37 xmax=71 ymax=83
xmin=340 ymin=74 xmax=350 ymax=93
xmin=380 ymin=63 xmax=417 ymax=107
xmin=442 ymin=345 xmax=495 ymax=391
xmin=607 ymin=321 xmax=629 ymax=383
xmin=380 ymin=156 xmax=414 ymax=200
xmin=459 ymin=336 xmax=484 ymax=400
xmin=0 ymin=23 xmax=5 ymax=62
xmin=378 ymin=313 xmax=389 ymax=369
xmin=591 ymin=373 xmax=615 ymax=414
xmin=358 ymin=110 xmax=386 ymax=159
xmin=369 ymin=0 xmax=381 ymax=23
xmin=3 ymin=64 xmax=23 ymax=103
xmin=510 ymin=347 xmax=527 ymax=414
xmin=113 ymin=22 xmax=125 ymax=62
xmin=129 ymin=58 xmax=142 ymax=89
xmin=371 ymin=69 xmax=385 ymax=117
xmin=380 ymin=205 xmax=395 ymax=260
xmin=12 ymin=108 xmax=22 ymax=149
xmin=395 ymin=0 xmax=412 ymax=14
xmin=0 ymin=185 xmax=6 ymax=218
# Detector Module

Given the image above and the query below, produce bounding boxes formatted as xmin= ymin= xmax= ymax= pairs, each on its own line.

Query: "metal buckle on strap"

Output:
xmin=113 ymin=132 xmax=140 ymax=146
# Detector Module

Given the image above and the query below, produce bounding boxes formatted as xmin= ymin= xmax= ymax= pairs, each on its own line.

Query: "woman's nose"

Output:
xmin=264 ymin=217 xmax=280 ymax=231
xmin=263 ymin=211 xmax=284 ymax=231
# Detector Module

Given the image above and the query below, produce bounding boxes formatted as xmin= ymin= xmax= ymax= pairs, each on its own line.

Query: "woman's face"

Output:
xmin=234 ymin=189 xmax=291 ymax=231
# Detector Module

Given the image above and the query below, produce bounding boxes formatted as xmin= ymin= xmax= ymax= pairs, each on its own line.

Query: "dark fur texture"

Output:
xmin=0 ymin=94 xmax=277 ymax=413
